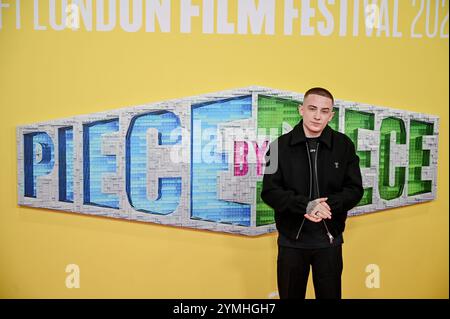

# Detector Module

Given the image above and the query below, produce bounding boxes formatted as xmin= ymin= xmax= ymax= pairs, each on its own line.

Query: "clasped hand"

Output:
xmin=304 ymin=197 xmax=332 ymax=223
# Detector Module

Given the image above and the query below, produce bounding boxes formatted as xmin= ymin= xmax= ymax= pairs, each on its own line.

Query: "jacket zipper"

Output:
xmin=315 ymin=142 xmax=335 ymax=244
xmin=295 ymin=142 xmax=312 ymax=240
xmin=295 ymin=141 xmax=334 ymax=244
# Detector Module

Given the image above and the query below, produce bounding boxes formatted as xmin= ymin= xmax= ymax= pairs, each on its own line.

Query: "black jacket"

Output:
xmin=261 ymin=120 xmax=364 ymax=240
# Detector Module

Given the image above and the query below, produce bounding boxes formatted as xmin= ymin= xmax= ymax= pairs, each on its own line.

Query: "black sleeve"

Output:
xmin=260 ymin=141 xmax=310 ymax=215
xmin=326 ymin=139 xmax=364 ymax=215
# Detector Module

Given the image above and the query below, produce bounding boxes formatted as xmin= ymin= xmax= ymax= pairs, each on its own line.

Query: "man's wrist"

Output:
xmin=306 ymin=200 xmax=316 ymax=215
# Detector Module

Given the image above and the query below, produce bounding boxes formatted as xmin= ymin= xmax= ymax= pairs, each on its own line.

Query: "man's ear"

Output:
xmin=298 ymin=105 xmax=304 ymax=117
xmin=328 ymin=111 xmax=335 ymax=123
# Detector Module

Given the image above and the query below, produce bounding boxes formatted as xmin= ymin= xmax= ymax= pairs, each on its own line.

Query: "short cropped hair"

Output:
xmin=304 ymin=87 xmax=334 ymax=106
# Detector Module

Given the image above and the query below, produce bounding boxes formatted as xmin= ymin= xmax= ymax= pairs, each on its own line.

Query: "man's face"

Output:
xmin=299 ymin=94 xmax=334 ymax=136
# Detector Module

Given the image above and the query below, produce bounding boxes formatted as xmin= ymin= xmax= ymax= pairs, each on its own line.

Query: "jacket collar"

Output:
xmin=289 ymin=119 xmax=332 ymax=148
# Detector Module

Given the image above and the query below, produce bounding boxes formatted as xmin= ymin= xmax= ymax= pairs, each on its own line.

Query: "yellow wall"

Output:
xmin=0 ymin=0 xmax=448 ymax=298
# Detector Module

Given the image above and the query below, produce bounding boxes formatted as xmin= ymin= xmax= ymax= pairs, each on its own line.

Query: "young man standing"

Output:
xmin=261 ymin=87 xmax=364 ymax=299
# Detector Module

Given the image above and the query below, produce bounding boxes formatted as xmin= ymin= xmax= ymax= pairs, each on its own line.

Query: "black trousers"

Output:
xmin=277 ymin=245 xmax=343 ymax=299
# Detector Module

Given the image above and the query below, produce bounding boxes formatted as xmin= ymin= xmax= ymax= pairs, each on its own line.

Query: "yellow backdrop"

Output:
xmin=0 ymin=0 xmax=448 ymax=298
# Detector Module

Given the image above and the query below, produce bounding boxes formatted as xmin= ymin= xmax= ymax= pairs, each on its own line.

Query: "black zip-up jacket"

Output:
xmin=261 ymin=120 xmax=364 ymax=240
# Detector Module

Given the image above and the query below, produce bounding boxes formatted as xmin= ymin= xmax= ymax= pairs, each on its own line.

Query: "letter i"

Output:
xmin=15 ymin=0 xmax=20 ymax=29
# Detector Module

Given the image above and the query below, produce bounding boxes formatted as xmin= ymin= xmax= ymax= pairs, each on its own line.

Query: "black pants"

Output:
xmin=277 ymin=245 xmax=343 ymax=299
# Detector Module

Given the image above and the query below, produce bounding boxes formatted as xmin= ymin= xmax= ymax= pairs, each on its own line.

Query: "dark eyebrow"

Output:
xmin=306 ymin=104 xmax=331 ymax=111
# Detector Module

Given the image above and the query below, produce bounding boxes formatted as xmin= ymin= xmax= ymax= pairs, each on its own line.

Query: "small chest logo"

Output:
xmin=334 ymin=162 xmax=339 ymax=168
